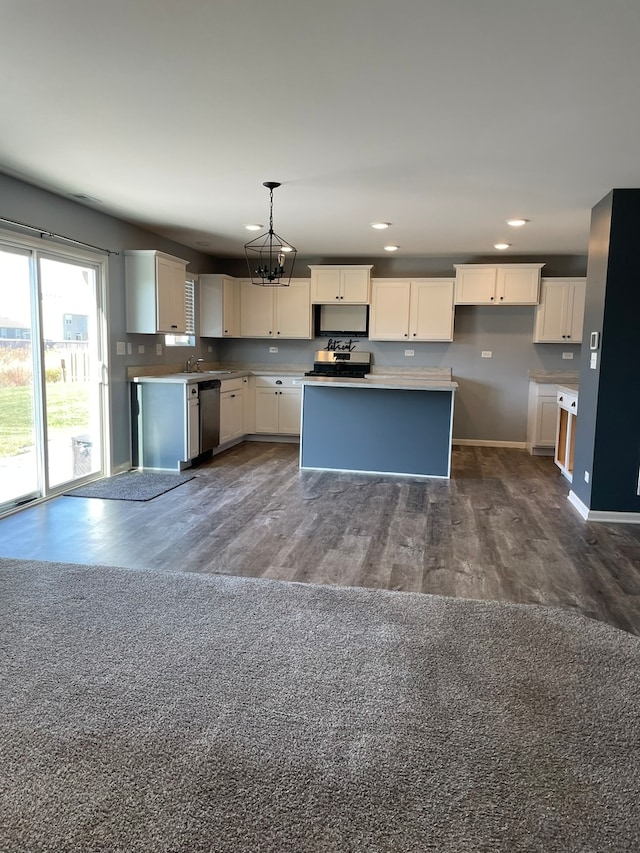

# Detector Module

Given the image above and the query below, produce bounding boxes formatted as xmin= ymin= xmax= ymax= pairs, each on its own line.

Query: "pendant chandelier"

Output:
xmin=244 ymin=181 xmax=297 ymax=286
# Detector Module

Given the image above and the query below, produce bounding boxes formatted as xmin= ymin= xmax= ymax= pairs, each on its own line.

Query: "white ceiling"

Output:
xmin=2 ymin=0 xmax=640 ymax=259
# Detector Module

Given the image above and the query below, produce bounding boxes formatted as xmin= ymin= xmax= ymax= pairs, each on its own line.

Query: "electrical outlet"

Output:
xmin=156 ymin=344 xmax=162 ymax=356
xmin=138 ymin=345 xmax=145 ymax=354
xmin=562 ymin=352 xmax=574 ymax=359
xmin=584 ymin=471 xmax=590 ymax=483
xmin=404 ymin=349 xmax=415 ymax=357
xmin=269 ymin=346 xmax=278 ymax=353
xmin=116 ymin=341 xmax=126 ymax=355
xmin=481 ymin=351 xmax=492 ymax=358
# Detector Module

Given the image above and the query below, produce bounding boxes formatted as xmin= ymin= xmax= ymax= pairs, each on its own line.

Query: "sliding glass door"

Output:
xmin=0 ymin=237 xmax=107 ymax=513
xmin=0 ymin=247 xmax=38 ymax=507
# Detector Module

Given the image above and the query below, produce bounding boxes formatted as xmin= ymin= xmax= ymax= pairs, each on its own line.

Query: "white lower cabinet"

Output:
xmin=254 ymin=376 xmax=302 ymax=435
xmin=526 ymin=382 xmax=558 ymax=455
xmin=555 ymin=387 xmax=578 ymax=481
xmin=219 ymin=378 xmax=244 ymax=445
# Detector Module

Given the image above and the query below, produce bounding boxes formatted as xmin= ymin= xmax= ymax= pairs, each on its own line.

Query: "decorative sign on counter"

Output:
xmin=323 ymin=338 xmax=358 ymax=352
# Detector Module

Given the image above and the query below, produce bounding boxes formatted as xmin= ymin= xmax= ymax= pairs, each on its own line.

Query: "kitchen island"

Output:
xmin=300 ymin=373 xmax=457 ymax=478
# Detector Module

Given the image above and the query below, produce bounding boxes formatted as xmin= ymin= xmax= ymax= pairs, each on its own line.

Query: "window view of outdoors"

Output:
xmin=0 ymin=248 xmax=103 ymax=510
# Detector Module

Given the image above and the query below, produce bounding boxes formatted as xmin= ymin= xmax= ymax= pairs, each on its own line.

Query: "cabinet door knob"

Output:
xmin=490 ymin=296 xmax=494 ymax=301
xmin=335 ymin=295 xmax=340 ymax=300
xmin=571 ymin=401 xmax=576 ymax=407
xmin=499 ymin=296 xmax=504 ymax=301
xmin=559 ymin=396 xmax=564 ymax=402
xmin=413 ymin=333 xmax=417 ymax=337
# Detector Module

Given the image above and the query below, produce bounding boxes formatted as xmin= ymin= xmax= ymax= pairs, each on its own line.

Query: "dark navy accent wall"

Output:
xmin=301 ymin=386 xmax=453 ymax=477
xmin=572 ymin=190 xmax=640 ymax=512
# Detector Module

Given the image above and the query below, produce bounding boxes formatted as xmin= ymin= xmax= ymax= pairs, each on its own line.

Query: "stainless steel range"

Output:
xmin=305 ymin=350 xmax=371 ymax=378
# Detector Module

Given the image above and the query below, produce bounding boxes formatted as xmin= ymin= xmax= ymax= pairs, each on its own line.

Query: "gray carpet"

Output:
xmin=64 ymin=470 xmax=196 ymax=501
xmin=1 ymin=558 xmax=639 ymax=853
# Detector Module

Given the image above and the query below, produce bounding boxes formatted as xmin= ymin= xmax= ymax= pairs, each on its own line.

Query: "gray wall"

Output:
xmin=1 ymin=171 xmax=587 ymax=464
xmin=219 ymin=305 xmax=584 ymax=444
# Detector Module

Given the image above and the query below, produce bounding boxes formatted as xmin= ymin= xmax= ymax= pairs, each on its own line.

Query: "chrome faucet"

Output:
xmin=185 ymin=356 xmax=204 ymax=373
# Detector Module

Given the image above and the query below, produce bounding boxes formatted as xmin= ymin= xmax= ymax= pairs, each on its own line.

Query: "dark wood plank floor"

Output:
xmin=1 ymin=442 xmax=640 ymax=635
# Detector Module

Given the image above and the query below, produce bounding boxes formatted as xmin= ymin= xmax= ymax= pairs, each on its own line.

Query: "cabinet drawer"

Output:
xmin=254 ymin=375 xmax=302 ymax=388
xmin=557 ymin=389 xmax=578 ymax=414
xmin=220 ymin=377 xmax=243 ymax=393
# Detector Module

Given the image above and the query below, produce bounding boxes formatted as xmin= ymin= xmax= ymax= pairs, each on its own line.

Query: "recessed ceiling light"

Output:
xmin=370 ymin=222 xmax=391 ymax=230
xmin=506 ymin=218 xmax=529 ymax=227
xmin=494 ymin=242 xmax=511 ymax=250
xmin=244 ymin=223 xmax=263 ymax=231
xmin=383 ymin=245 xmax=399 ymax=252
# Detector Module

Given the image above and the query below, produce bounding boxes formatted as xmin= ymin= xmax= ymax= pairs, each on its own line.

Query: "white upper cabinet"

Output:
xmin=125 ymin=250 xmax=188 ymax=334
xmin=199 ymin=274 xmax=240 ymax=337
xmin=239 ymin=278 xmax=311 ymax=338
xmin=369 ymin=279 xmax=454 ymax=341
xmin=454 ymin=264 xmax=543 ymax=305
xmin=308 ymin=265 xmax=372 ymax=303
xmin=533 ymin=278 xmax=586 ymax=343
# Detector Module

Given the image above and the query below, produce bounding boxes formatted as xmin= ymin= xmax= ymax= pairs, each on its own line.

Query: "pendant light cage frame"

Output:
xmin=244 ymin=182 xmax=297 ymax=286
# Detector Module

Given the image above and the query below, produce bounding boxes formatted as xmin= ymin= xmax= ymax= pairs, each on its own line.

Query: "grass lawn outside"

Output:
xmin=0 ymin=384 xmax=92 ymax=457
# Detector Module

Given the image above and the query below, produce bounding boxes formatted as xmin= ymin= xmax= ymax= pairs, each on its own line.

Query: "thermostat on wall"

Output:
xmin=590 ymin=331 xmax=600 ymax=350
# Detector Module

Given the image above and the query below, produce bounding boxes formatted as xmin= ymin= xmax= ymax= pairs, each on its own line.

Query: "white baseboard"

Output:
xmin=453 ymin=439 xmax=527 ymax=450
xmin=527 ymin=446 xmax=555 ymax=457
xmin=245 ymin=434 xmax=300 ymax=444
xmin=568 ymin=490 xmax=640 ymax=524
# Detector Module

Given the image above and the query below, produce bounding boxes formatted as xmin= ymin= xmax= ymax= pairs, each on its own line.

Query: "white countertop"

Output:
xmin=302 ymin=375 xmax=458 ymax=391
xmin=528 ymin=370 xmax=580 ymax=385
xmin=132 ymin=370 xmax=250 ymax=384
xmin=557 ymin=383 xmax=579 ymax=395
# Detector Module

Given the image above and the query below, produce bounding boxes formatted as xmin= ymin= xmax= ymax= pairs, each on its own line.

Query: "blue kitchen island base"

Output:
xmin=300 ymin=383 xmax=455 ymax=478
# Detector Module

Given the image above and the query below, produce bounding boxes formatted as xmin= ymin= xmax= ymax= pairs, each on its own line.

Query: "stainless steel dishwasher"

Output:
xmin=197 ymin=379 xmax=221 ymax=453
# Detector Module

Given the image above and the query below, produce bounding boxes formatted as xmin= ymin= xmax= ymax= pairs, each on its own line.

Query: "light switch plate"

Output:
xmin=138 ymin=345 xmax=145 ymax=354
xmin=481 ymin=351 xmax=492 ymax=358
xmin=127 ymin=342 xmax=132 ymax=355
xmin=590 ymin=352 xmax=598 ymax=369
xmin=562 ymin=352 xmax=573 ymax=359
xmin=116 ymin=341 xmax=126 ymax=355
xmin=269 ymin=346 xmax=278 ymax=353
xmin=404 ymin=349 xmax=415 ymax=357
